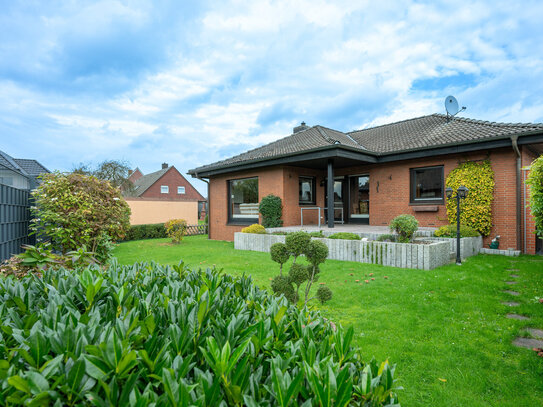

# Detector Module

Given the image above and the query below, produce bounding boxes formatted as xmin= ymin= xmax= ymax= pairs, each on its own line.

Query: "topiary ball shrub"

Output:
xmin=328 ymin=232 xmax=361 ymax=240
xmin=241 ymin=224 xmax=266 ymax=234
xmin=389 ymin=214 xmax=419 ymax=243
xmin=434 ymin=224 xmax=481 ymax=238
xmin=271 ymin=274 xmax=297 ymax=303
xmin=288 ymin=263 xmax=309 ymax=289
xmin=259 ymin=194 xmax=283 ymax=228
xmin=270 ymin=243 xmax=289 ymax=275
xmin=0 ymin=263 xmax=401 ymax=405
xmin=285 ymin=231 xmax=311 ymax=261
xmin=164 ymin=218 xmax=188 ymax=243
xmin=317 ymin=285 xmax=333 ymax=304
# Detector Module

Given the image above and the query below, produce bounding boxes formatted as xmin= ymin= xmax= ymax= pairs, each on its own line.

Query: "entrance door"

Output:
xmin=348 ymin=175 xmax=369 ymax=224
xmin=324 ymin=178 xmax=345 ymax=223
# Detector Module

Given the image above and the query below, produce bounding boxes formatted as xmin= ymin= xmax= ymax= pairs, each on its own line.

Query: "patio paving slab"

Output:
xmin=525 ymin=328 xmax=543 ymax=339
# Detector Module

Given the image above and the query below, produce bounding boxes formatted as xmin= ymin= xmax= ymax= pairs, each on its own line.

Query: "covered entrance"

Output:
xmin=324 ymin=174 xmax=370 ymax=225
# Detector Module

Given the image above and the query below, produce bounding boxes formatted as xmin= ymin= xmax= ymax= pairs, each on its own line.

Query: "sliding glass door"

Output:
xmin=349 ymin=175 xmax=369 ymax=224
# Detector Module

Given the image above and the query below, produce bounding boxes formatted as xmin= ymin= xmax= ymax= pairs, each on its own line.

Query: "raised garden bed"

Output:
xmin=235 ymin=232 xmax=453 ymax=270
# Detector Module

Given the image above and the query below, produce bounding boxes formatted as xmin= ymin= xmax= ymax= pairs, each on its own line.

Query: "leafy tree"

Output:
xmin=527 ymin=155 xmax=543 ymax=240
xmin=31 ymin=172 xmax=131 ymax=260
xmin=72 ymin=159 xmax=135 ymax=192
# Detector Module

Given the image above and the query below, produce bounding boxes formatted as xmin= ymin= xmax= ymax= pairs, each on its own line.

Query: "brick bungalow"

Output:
xmin=188 ymin=114 xmax=543 ymax=254
xmin=124 ymin=163 xmax=206 ymax=224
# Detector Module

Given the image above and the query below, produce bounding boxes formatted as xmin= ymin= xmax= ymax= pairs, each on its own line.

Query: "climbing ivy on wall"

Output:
xmin=445 ymin=160 xmax=494 ymax=236
xmin=526 ymin=155 xmax=543 ymax=239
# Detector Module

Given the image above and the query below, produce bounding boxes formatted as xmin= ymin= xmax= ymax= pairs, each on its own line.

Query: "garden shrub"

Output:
xmin=0 ymin=263 xmax=401 ymax=405
xmin=434 ymin=224 xmax=480 ymax=238
xmin=389 ymin=214 xmax=419 ymax=243
xmin=445 ymin=160 xmax=494 ymax=236
xmin=164 ymin=219 xmax=188 ymax=243
xmin=527 ymin=155 xmax=543 ymax=239
xmin=123 ymin=223 xmax=167 ymax=241
xmin=270 ymin=242 xmax=289 ymax=275
xmin=30 ymin=172 xmax=130 ymax=261
xmin=285 ymin=231 xmax=311 ymax=263
xmin=328 ymin=232 xmax=361 ymax=240
xmin=241 ymin=224 xmax=266 ymax=234
xmin=259 ymin=194 xmax=283 ymax=228
xmin=308 ymin=231 xmax=325 ymax=238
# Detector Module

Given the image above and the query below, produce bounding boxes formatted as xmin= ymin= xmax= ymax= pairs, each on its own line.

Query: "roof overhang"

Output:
xmin=189 ymin=130 xmax=543 ymax=178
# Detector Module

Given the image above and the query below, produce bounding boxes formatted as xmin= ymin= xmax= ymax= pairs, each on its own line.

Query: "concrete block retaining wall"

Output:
xmin=426 ymin=236 xmax=483 ymax=259
xmin=234 ymin=233 xmax=453 ymax=270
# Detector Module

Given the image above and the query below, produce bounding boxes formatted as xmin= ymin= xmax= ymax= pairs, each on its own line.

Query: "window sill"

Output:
xmin=409 ymin=201 xmax=444 ymax=206
xmin=299 ymin=202 xmax=317 ymax=206
xmin=227 ymin=220 xmax=259 ymax=226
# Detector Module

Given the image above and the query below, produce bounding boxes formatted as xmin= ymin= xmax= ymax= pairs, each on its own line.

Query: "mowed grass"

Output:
xmin=114 ymin=235 xmax=543 ymax=406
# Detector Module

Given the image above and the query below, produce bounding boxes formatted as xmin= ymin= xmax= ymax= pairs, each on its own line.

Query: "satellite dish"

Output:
xmin=445 ymin=95 xmax=459 ymax=116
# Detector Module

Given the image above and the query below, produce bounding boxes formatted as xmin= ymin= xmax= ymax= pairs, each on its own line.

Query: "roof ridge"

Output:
xmin=433 ymin=113 xmax=543 ymax=129
xmin=0 ymin=150 xmax=28 ymax=176
xmin=348 ymin=113 xmax=437 ymax=134
xmin=315 ymin=126 xmax=338 ymax=144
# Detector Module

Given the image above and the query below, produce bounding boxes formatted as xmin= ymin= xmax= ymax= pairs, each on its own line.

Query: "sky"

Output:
xmin=1 ymin=0 xmax=543 ymax=196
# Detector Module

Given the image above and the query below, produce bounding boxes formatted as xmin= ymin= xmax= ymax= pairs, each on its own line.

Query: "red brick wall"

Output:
xmin=141 ymin=167 xmax=204 ymax=201
xmin=129 ymin=168 xmax=143 ymax=182
xmin=208 ymin=148 xmax=527 ymax=251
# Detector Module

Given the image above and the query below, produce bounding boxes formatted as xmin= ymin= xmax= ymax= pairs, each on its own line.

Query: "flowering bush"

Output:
xmin=164 ymin=219 xmax=188 ymax=243
xmin=30 ymin=172 xmax=130 ymax=263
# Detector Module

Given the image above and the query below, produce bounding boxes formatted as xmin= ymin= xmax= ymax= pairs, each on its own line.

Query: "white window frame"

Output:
xmin=161 ymin=185 xmax=169 ymax=194
xmin=177 ymin=186 xmax=186 ymax=194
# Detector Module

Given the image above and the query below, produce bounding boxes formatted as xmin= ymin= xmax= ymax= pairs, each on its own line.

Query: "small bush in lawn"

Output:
xmin=270 ymin=242 xmax=289 ymax=275
xmin=389 ymin=214 xmax=419 ymax=243
xmin=285 ymin=231 xmax=311 ymax=262
xmin=164 ymin=219 xmax=188 ymax=243
xmin=241 ymin=224 xmax=266 ymax=234
xmin=317 ymin=285 xmax=333 ymax=304
xmin=259 ymin=194 xmax=283 ymax=228
xmin=329 ymin=232 xmax=361 ymax=240
xmin=0 ymin=263 xmax=401 ymax=405
xmin=434 ymin=224 xmax=480 ymax=238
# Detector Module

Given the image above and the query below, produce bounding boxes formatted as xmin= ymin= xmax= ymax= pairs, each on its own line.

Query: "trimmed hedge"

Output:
xmin=328 ymin=232 xmax=361 ymax=240
xmin=123 ymin=223 xmax=167 ymax=241
xmin=434 ymin=224 xmax=481 ymax=238
xmin=0 ymin=263 xmax=401 ymax=406
xmin=241 ymin=224 xmax=266 ymax=234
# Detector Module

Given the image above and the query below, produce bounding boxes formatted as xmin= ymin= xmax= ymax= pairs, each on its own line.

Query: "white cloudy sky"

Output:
xmin=1 ymin=0 xmax=543 ymax=195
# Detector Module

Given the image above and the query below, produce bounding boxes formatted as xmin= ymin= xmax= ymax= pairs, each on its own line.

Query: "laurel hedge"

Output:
xmin=0 ymin=263 xmax=401 ymax=406
xmin=527 ymin=155 xmax=543 ymax=239
xmin=445 ymin=160 xmax=494 ymax=236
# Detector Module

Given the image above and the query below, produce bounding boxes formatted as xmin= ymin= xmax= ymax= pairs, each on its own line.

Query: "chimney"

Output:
xmin=162 ymin=162 xmax=168 ymax=169
xmin=293 ymin=121 xmax=309 ymax=133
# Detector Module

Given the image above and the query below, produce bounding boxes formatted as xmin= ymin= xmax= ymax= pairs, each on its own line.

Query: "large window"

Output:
xmin=410 ymin=166 xmax=444 ymax=204
xmin=299 ymin=176 xmax=316 ymax=205
xmin=229 ymin=177 xmax=259 ymax=222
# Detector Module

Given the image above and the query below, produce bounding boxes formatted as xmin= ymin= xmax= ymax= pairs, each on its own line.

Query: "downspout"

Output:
xmin=194 ymin=173 xmax=210 ymax=240
xmin=511 ymin=136 xmax=522 ymax=251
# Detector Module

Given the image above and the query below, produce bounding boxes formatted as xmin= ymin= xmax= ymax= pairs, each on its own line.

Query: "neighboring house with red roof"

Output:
xmin=124 ymin=163 xmax=206 ymax=225
xmin=189 ymin=114 xmax=543 ymax=254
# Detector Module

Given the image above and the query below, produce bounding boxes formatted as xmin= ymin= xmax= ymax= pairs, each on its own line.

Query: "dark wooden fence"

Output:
xmin=185 ymin=224 xmax=208 ymax=236
xmin=0 ymin=184 xmax=31 ymax=261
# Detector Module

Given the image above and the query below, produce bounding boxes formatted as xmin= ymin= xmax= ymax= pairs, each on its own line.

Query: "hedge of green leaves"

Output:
xmin=0 ymin=263 xmax=400 ymax=406
xmin=123 ymin=224 xmax=167 ymax=241
xmin=527 ymin=155 xmax=543 ymax=239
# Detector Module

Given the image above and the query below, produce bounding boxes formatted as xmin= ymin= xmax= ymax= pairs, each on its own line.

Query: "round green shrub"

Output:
xmin=308 ymin=231 xmax=325 ymax=238
xmin=317 ymin=285 xmax=333 ymax=304
xmin=285 ymin=231 xmax=311 ymax=259
xmin=288 ymin=263 xmax=309 ymax=287
xmin=241 ymin=224 xmax=266 ymax=234
xmin=259 ymin=194 xmax=283 ymax=228
xmin=270 ymin=243 xmax=289 ymax=266
xmin=271 ymin=274 xmax=297 ymax=303
xmin=304 ymin=240 xmax=329 ymax=266
xmin=328 ymin=232 xmax=361 ymax=240
xmin=164 ymin=219 xmax=187 ymax=243
xmin=434 ymin=224 xmax=480 ymax=238
xmin=389 ymin=214 xmax=419 ymax=243
xmin=376 ymin=234 xmax=396 ymax=242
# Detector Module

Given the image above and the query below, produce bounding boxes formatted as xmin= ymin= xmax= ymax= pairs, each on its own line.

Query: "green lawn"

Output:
xmin=114 ymin=235 xmax=543 ymax=407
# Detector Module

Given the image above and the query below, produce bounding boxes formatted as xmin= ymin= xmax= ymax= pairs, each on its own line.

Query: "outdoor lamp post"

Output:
xmin=445 ymin=185 xmax=469 ymax=265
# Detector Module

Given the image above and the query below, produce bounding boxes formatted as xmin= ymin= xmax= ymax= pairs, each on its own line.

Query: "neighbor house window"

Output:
xmin=228 ymin=177 xmax=258 ymax=222
xmin=410 ymin=166 xmax=444 ymax=204
xmin=299 ymin=176 xmax=316 ymax=205
xmin=161 ymin=185 xmax=169 ymax=194
xmin=177 ymin=186 xmax=185 ymax=194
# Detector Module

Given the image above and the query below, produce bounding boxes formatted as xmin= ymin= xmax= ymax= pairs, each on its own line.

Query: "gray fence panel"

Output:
xmin=0 ymin=184 xmax=31 ymax=261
